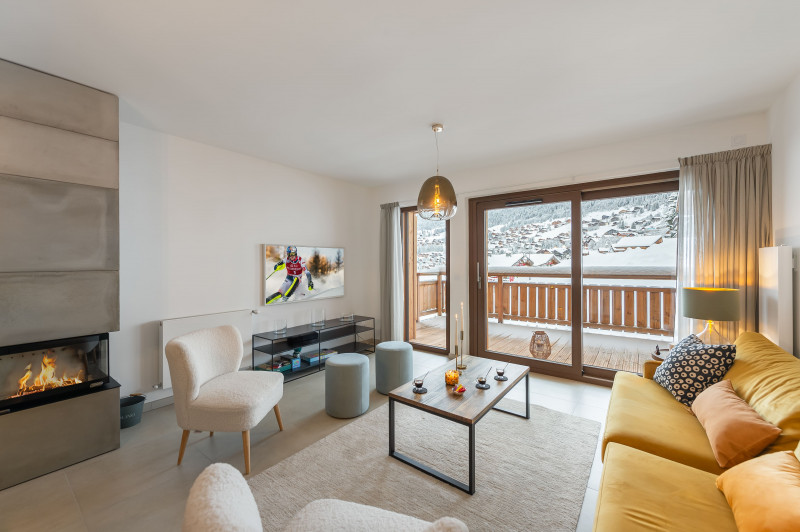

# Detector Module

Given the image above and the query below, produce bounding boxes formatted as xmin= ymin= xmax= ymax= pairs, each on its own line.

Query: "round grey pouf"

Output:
xmin=375 ymin=341 xmax=413 ymax=395
xmin=325 ymin=353 xmax=370 ymax=419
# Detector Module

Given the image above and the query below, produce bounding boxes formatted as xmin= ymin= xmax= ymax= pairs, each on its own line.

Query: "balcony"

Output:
xmin=411 ymin=268 xmax=675 ymax=373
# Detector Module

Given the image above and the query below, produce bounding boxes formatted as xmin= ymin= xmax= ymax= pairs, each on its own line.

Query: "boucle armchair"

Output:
xmin=166 ymin=325 xmax=284 ymax=475
xmin=183 ymin=463 xmax=469 ymax=532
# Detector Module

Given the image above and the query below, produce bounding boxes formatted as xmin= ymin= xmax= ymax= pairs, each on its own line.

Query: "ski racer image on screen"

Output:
xmin=265 ymin=245 xmax=313 ymax=304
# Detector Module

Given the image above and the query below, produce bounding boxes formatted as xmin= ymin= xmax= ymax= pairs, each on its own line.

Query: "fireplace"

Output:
xmin=0 ymin=333 xmax=110 ymax=413
xmin=0 ymin=333 xmax=119 ymax=490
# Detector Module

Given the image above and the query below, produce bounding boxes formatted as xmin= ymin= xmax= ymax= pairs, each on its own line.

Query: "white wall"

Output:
xmin=369 ymin=112 xmax=770 ymax=352
xmin=769 ymin=72 xmax=800 ymax=356
xmin=113 ymin=123 xmax=372 ymax=399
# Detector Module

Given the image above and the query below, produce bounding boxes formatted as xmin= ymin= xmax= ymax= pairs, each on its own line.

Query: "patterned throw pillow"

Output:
xmin=653 ymin=336 xmax=736 ymax=406
xmin=673 ymin=333 xmax=704 ymax=350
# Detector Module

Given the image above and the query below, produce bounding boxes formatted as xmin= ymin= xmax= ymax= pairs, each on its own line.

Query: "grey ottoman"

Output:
xmin=325 ymin=353 xmax=369 ymax=418
xmin=375 ymin=341 xmax=413 ymax=395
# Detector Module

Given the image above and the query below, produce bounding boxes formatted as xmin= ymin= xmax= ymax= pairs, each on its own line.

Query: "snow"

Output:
xmin=584 ymin=238 xmax=676 ymax=269
xmin=613 ymin=235 xmax=664 ymax=249
xmin=486 ymin=239 xmax=677 ymax=285
xmin=488 ymin=253 xmax=557 ymax=267
xmin=264 ymin=261 xmax=345 ymax=304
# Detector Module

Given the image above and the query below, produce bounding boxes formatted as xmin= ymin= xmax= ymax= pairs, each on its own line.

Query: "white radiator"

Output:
xmin=159 ymin=309 xmax=253 ymax=390
xmin=758 ymin=246 xmax=793 ymax=353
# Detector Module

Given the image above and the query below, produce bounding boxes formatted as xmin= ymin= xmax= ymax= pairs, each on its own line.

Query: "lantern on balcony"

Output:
xmin=530 ymin=331 xmax=551 ymax=359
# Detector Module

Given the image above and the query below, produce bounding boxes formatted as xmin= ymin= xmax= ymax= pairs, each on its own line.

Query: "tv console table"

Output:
xmin=252 ymin=315 xmax=375 ymax=383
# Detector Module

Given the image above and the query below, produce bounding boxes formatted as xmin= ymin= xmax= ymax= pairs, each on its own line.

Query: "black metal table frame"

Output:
xmin=388 ymin=373 xmax=529 ymax=495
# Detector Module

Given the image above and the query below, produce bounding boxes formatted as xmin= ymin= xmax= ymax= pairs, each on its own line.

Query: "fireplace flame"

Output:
xmin=17 ymin=364 xmax=32 ymax=392
xmin=9 ymin=352 xmax=84 ymax=399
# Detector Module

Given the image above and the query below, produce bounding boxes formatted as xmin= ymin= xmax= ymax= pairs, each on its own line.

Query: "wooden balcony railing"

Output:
xmin=417 ymin=272 xmax=447 ymax=317
xmin=487 ymin=272 xmax=675 ymax=336
xmin=415 ymin=270 xmax=675 ymax=337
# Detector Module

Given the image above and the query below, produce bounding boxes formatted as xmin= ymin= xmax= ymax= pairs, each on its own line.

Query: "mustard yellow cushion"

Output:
xmin=691 ymin=379 xmax=781 ymax=468
xmin=603 ymin=371 xmax=722 ymax=474
xmin=595 ymin=443 xmax=737 ymax=532
xmin=716 ymin=450 xmax=800 ymax=532
xmin=728 ymin=332 xmax=800 ymax=453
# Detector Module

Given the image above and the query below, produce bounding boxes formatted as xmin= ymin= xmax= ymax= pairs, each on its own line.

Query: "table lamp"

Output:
xmin=682 ymin=287 xmax=740 ymax=344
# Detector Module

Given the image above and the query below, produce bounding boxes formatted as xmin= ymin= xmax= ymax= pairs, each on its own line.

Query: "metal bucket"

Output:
xmin=120 ymin=394 xmax=145 ymax=428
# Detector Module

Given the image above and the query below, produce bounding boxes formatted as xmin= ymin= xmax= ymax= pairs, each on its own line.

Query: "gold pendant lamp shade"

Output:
xmin=418 ymin=175 xmax=457 ymax=221
xmin=417 ymin=124 xmax=457 ymax=221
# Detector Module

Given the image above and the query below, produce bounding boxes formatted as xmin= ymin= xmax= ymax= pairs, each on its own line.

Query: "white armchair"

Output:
xmin=183 ymin=463 xmax=469 ymax=532
xmin=166 ymin=325 xmax=284 ymax=475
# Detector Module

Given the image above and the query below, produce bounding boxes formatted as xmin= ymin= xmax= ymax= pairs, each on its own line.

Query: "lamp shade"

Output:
xmin=682 ymin=287 xmax=741 ymax=322
xmin=417 ymin=175 xmax=457 ymax=221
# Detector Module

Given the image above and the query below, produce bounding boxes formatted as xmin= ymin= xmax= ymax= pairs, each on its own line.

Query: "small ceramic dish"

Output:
xmin=451 ymin=384 xmax=467 ymax=396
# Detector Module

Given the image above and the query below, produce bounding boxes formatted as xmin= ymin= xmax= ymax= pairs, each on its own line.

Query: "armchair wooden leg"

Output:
xmin=274 ymin=404 xmax=284 ymax=431
xmin=178 ymin=430 xmax=190 ymax=466
xmin=242 ymin=430 xmax=251 ymax=475
xmin=209 ymin=432 xmax=214 ymax=437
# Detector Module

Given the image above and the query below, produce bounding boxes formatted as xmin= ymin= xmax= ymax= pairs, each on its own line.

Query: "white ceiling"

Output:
xmin=1 ymin=1 xmax=799 ymax=186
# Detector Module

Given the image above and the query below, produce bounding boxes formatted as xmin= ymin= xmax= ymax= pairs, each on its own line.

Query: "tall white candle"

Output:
xmin=454 ymin=313 xmax=458 ymax=354
xmin=460 ymin=302 xmax=464 ymax=334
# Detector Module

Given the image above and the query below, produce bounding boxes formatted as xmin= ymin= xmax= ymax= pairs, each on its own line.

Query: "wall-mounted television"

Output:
xmin=264 ymin=245 xmax=344 ymax=305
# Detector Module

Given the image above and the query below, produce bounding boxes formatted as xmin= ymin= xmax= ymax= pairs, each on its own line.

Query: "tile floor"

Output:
xmin=0 ymin=351 xmax=610 ymax=532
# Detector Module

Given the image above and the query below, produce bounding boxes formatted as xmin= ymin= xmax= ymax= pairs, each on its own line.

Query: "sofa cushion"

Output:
xmin=594 ymin=443 xmax=737 ymax=532
xmin=653 ymin=341 xmax=736 ymax=406
xmin=727 ymin=332 xmax=800 ymax=453
xmin=716 ymin=450 xmax=800 ymax=532
xmin=674 ymin=333 xmax=704 ymax=350
xmin=691 ymin=379 xmax=781 ymax=468
xmin=189 ymin=370 xmax=284 ymax=432
xmin=603 ymin=371 xmax=723 ymax=474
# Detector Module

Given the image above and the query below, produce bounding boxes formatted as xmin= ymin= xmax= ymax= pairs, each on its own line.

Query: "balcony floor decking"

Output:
xmin=411 ymin=316 xmax=665 ymax=373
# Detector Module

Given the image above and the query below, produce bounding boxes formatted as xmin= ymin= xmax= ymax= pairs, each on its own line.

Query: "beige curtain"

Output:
xmin=676 ymin=144 xmax=772 ymax=343
xmin=379 ymin=202 xmax=403 ymax=341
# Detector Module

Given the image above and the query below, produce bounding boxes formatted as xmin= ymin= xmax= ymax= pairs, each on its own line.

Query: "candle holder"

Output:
xmin=445 ymin=369 xmax=460 ymax=386
xmin=456 ymin=330 xmax=467 ymax=370
xmin=412 ymin=372 xmax=428 ymax=395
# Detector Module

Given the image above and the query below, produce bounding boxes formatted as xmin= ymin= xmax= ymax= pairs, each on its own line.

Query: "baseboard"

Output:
xmin=143 ymin=395 xmax=174 ymax=411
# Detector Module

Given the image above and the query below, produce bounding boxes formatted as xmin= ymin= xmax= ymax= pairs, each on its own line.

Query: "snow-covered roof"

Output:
xmin=487 ymin=253 xmax=557 ymax=268
xmin=585 ymin=238 xmax=676 ymax=269
xmin=614 ymin=235 xmax=663 ymax=248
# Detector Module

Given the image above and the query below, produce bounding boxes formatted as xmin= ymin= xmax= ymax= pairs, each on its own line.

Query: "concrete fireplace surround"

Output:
xmin=0 ymin=58 xmax=121 ymax=488
xmin=0 ymin=58 xmax=120 ymax=346
xmin=0 ymin=380 xmax=121 ymax=491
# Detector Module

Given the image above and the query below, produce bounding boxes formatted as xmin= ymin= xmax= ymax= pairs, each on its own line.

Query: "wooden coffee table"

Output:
xmin=388 ymin=355 xmax=529 ymax=495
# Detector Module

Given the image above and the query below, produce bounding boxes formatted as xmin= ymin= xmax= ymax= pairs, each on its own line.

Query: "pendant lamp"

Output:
xmin=417 ymin=123 xmax=457 ymax=221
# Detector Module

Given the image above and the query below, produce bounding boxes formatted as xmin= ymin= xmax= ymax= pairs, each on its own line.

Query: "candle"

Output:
xmin=460 ymin=302 xmax=464 ymax=334
xmin=454 ymin=314 xmax=458 ymax=355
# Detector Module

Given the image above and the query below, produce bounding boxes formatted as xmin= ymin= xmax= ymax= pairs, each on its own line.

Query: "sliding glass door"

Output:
xmin=402 ymin=208 xmax=450 ymax=354
xmin=580 ymin=187 xmax=678 ymax=378
xmin=472 ymin=191 xmax=582 ymax=378
xmin=469 ymin=174 xmax=679 ymax=383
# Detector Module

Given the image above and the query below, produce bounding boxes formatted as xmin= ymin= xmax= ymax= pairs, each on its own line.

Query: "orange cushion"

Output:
xmin=692 ymin=379 xmax=781 ymax=468
xmin=716 ymin=451 xmax=800 ymax=532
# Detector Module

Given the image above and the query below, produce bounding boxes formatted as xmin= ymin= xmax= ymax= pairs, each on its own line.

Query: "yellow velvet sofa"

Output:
xmin=594 ymin=332 xmax=800 ymax=531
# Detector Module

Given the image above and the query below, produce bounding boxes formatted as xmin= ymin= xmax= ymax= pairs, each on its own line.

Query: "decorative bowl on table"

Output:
xmin=451 ymin=384 xmax=466 ymax=396
xmin=445 ymin=369 xmax=460 ymax=386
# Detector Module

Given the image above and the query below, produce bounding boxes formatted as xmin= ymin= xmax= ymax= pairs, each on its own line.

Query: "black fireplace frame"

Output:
xmin=0 ymin=332 xmax=111 ymax=414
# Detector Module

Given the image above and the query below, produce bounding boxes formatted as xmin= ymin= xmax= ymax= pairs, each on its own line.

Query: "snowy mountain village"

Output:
xmin=416 ymin=192 xmax=679 ymax=273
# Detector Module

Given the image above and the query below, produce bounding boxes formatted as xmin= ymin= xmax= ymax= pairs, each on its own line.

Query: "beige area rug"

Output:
xmin=249 ymin=400 xmax=600 ymax=532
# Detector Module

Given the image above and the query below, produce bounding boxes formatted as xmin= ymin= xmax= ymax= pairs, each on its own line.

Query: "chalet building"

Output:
xmin=488 ymin=253 xmax=560 ymax=268
xmin=612 ymin=235 xmax=664 ymax=251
